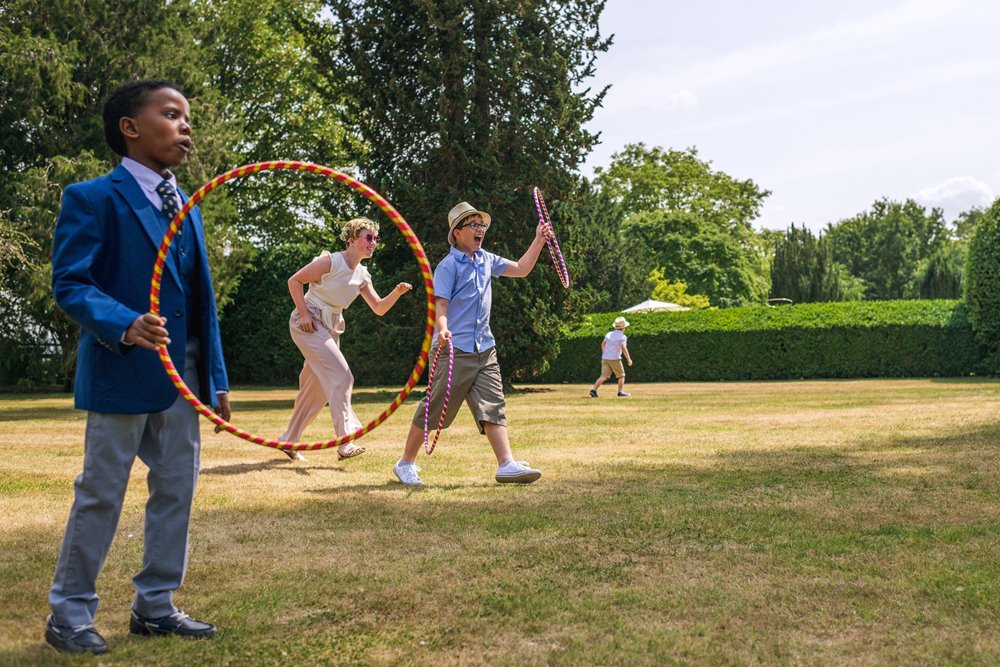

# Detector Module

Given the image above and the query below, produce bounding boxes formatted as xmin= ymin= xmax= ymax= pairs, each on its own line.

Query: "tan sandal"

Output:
xmin=337 ymin=443 xmax=366 ymax=461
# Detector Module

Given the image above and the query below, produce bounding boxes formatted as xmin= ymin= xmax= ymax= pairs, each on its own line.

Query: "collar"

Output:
xmin=449 ymin=245 xmax=482 ymax=265
xmin=121 ymin=157 xmax=177 ymax=198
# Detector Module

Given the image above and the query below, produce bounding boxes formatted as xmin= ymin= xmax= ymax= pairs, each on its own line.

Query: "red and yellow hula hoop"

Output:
xmin=149 ymin=161 xmax=434 ymax=456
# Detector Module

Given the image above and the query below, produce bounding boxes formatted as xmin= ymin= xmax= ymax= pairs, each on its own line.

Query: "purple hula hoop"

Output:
xmin=532 ymin=186 xmax=570 ymax=289
xmin=423 ymin=339 xmax=454 ymax=454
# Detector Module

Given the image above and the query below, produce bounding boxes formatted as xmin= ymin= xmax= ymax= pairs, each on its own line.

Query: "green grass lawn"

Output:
xmin=1 ymin=380 xmax=998 ymax=665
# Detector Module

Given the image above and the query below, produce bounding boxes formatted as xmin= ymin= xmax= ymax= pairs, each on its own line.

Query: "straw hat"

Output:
xmin=614 ymin=317 xmax=630 ymax=329
xmin=447 ymin=201 xmax=491 ymax=246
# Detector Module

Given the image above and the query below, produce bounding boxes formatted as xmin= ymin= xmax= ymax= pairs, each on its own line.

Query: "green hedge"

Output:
xmin=536 ymin=300 xmax=981 ymax=382
xmin=964 ymin=198 xmax=1000 ymax=373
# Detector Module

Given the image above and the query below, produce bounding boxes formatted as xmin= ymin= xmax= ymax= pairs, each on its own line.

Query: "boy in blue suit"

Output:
xmin=45 ymin=79 xmax=231 ymax=655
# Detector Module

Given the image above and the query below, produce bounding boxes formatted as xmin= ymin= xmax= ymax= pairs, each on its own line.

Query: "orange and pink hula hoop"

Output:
xmin=149 ymin=161 xmax=435 ymax=456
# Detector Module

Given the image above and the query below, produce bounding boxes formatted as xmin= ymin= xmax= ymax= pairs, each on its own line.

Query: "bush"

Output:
xmin=964 ymin=198 xmax=1000 ymax=372
xmin=220 ymin=243 xmax=321 ymax=386
xmin=0 ymin=338 xmax=62 ymax=388
xmin=536 ymin=300 xmax=979 ymax=382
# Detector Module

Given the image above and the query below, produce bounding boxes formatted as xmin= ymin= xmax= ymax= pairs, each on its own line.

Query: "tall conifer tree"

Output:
xmin=306 ymin=0 xmax=610 ymax=382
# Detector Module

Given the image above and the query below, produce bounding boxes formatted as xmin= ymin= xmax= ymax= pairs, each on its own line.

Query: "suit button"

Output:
xmin=174 ymin=309 xmax=183 ymax=318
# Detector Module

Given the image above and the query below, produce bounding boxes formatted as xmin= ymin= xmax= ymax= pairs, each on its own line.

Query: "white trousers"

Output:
xmin=280 ymin=306 xmax=362 ymax=442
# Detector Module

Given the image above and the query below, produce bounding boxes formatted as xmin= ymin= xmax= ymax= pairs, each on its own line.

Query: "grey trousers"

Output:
xmin=49 ymin=341 xmax=202 ymax=626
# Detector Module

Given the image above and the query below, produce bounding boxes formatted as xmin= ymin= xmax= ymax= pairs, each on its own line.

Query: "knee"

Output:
xmin=330 ymin=371 xmax=355 ymax=394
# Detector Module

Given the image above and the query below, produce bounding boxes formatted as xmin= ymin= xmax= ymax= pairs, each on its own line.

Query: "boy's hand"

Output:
xmin=627 ymin=358 xmax=633 ymax=366
xmin=126 ymin=313 xmax=170 ymax=350
xmin=536 ymin=220 xmax=554 ymax=242
xmin=439 ymin=328 xmax=452 ymax=342
xmin=214 ymin=393 xmax=231 ymax=433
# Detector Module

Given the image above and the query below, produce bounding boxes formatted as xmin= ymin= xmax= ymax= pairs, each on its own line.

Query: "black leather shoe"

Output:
xmin=130 ymin=610 xmax=216 ymax=638
xmin=45 ymin=615 xmax=110 ymax=654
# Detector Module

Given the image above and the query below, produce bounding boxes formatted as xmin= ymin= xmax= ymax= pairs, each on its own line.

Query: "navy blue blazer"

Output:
xmin=52 ymin=164 xmax=229 ymax=414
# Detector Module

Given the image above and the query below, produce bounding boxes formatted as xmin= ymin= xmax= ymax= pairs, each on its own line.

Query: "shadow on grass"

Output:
xmin=201 ymin=459 xmax=357 ymax=476
xmin=305 ymin=481 xmax=427 ymax=495
xmin=229 ymin=390 xmax=420 ymax=413
xmin=303 ymin=481 xmax=496 ymax=495
xmin=0 ymin=404 xmax=80 ymax=422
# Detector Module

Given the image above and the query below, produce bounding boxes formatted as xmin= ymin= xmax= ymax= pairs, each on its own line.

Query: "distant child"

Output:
xmin=590 ymin=316 xmax=633 ymax=397
xmin=391 ymin=201 xmax=552 ymax=486
xmin=46 ymin=79 xmax=229 ymax=654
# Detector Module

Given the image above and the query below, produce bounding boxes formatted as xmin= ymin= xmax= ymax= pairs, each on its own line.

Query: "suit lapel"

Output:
xmin=111 ymin=164 xmax=182 ymax=288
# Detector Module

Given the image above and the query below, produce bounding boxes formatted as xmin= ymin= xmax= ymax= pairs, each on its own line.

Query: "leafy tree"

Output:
xmin=954 ymin=206 xmax=986 ymax=242
xmin=835 ymin=265 xmax=867 ymax=302
xmin=620 ymin=209 xmax=769 ymax=307
xmin=825 ymin=198 xmax=949 ymax=300
xmin=769 ymin=224 xmax=845 ymax=303
xmin=549 ymin=179 xmax=648 ymax=316
xmin=913 ymin=243 xmax=964 ymax=299
xmin=596 ymin=144 xmax=771 ymax=307
xmin=595 ymin=144 xmax=768 ymax=223
xmin=192 ymin=0 xmax=361 ymax=247
xmin=1 ymin=0 xmax=235 ymax=386
xmin=646 ymin=268 xmax=710 ymax=309
xmin=303 ymin=0 xmax=610 ymax=384
xmin=0 ymin=0 xmax=354 ymax=386
xmin=0 ymin=212 xmax=33 ymax=294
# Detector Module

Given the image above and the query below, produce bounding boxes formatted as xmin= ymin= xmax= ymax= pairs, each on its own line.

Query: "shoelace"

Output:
xmin=68 ymin=622 xmax=97 ymax=635
xmin=398 ymin=462 xmax=422 ymax=481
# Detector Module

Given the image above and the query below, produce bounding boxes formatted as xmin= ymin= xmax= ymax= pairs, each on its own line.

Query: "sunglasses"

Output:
xmin=359 ymin=233 xmax=380 ymax=244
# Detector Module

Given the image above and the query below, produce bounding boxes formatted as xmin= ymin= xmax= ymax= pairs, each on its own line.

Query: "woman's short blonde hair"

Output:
xmin=340 ymin=217 xmax=379 ymax=244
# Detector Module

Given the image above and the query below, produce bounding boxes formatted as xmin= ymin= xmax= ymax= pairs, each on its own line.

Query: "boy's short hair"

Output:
xmin=102 ymin=79 xmax=184 ymax=157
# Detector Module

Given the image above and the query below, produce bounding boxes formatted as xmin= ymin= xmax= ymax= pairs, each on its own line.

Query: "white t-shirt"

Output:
xmin=602 ymin=329 xmax=628 ymax=360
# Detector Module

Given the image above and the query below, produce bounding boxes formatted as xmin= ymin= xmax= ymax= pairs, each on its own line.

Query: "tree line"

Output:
xmin=0 ymin=0 xmax=993 ymax=389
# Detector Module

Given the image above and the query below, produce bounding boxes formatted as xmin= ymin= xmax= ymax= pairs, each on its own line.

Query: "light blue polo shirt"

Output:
xmin=433 ymin=246 xmax=509 ymax=353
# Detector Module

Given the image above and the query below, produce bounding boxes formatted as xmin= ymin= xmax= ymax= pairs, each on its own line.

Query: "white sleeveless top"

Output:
xmin=303 ymin=251 xmax=371 ymax=333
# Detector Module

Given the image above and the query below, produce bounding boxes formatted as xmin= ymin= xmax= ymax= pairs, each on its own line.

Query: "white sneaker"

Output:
xmin=495 ymin=460 xmax=541 ymax=484
xmin=283 ymin=449 xmax=307 ymax=462
xmin=393 ymin=460 xmax=423 ymax=486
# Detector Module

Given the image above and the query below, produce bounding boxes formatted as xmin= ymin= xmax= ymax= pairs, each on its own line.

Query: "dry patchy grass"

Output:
xmin=1 ymin=379 xmax=998 ymax=665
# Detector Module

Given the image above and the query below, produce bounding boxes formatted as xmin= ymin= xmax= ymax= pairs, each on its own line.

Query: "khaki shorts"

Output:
xmin=599 ymin=359 xmax=625 ymax=380
xmin=411 ymin=346 xmax=506 ymax=435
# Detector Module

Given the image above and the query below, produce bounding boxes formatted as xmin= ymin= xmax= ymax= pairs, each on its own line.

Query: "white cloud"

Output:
xmin=914 ymin=176 xmax=995 ymax=219
xmin=653 ymin=89 xmax=698 ymax=112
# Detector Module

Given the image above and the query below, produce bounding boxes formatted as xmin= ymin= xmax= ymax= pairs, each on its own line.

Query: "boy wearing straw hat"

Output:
xmin=590 ymin=316 xmax=633 ymax=398
xmin=392 ymin=201 xmax=552 ymax=486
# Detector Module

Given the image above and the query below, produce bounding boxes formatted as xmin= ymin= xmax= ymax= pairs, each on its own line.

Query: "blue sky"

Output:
xmin=584 ymin=0 xmax=1000 ymax=230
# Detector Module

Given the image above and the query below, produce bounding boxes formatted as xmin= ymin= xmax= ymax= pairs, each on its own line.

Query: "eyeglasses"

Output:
xmin=360 ymin=233 xmax=380 ymax=244
xmin=459 ymin=222 xmax=490 ymax=231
